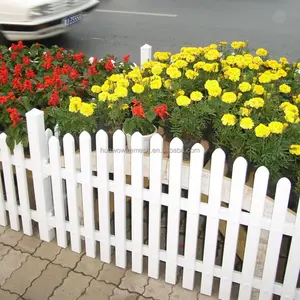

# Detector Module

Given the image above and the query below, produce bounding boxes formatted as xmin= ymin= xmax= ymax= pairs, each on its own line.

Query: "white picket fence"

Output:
xmin=0 ymin=108 xmax=299 ymax=300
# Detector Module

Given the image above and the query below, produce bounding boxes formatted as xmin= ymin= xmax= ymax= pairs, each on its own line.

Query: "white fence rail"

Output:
xmin=0 ymin=108 xmax=300 ymax=300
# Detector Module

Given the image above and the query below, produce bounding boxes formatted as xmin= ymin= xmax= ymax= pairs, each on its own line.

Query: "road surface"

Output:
xmin=50 ymin=0 xmax=300 ymax=63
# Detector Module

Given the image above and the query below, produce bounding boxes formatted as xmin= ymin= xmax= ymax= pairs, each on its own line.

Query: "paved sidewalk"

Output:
xmin=0 ymin=226 xmax=220 ymax=300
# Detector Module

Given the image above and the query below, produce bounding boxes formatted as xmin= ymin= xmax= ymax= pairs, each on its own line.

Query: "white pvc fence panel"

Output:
xmin=0 ymin=109 xmax=299 ymax=300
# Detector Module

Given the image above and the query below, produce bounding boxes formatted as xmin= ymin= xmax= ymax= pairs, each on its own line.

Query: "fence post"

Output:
xmin=140 ymin=44 xmax=152 ymax=67
xmin=26 ymin=108 xmax=55 ymax=242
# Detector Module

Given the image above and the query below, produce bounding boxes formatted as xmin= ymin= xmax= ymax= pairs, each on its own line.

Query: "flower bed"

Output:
xmin=0 ymin=40 xmax=299 ymax=207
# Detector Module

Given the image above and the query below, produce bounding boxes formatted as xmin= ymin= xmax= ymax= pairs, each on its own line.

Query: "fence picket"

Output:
xmin=182 ymin=143 xmax=204 ymax=290
xmin=131 ymin=132 xmax=144 ymax=273
xmin=259 ymin=178 xmax=291 ymax=300
xmin=96 ymin=130 xmax=111 ymax=263
xmin=113 ymin=130 xmax=127 ymax=268
xmin=148 ymin=134 xmax=163 ymax=279
xmin=13 ymin=143 xmax=32 ymax=235
xmin=238 ymin=167 xmax=269 ymax=300
xmin=219 ymin=157 xmax=248 ymax=300
xmin=79 ymin=132 xmax=95 ymax=258
xmin=140 ymin=44 xmax=152 ymax=67
xmin=0 ymin=134 xmax=20 ymax=231
xmin=49 ymin=137 xmax=67 ymax=248
xmin=281 ymin=199 xmax=300 ymax=300
xmin=63 ymin=134 xmax=81 ymax=253
xmin=201 ymin=149 xmax=226 ymax=296
xmin=0 ymin=163 xmax=7 ymax=226
xmin=165 ymin=138 xmax=183 ymax=284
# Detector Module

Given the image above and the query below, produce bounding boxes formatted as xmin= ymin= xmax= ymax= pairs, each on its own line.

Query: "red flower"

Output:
xmin=36 ymin=82 xmax=45 ymax=90
xmin=122 ymin=54 xmax=130 ymax=63
xmin=0 ymin=62 xmax=8 ymax=85
xmin=105 ymin=59 xmax=115 ymax=72
xmin=11 ymin=52 xmax=18 ymax=60
xmin=12 ymin=78 xmax=22 ymax=90
xmin=132 ymin=99 xmax=141 ymax=106
xmin=6 ymin=108 xmax=23 ymax=127
xmin=22 ymin=79 xmax=33 ymax=92
xmin=11 ymin=41 xmax=25 ymax=51
xmin=132 ymin=104 xmax=146 ymax=118
xmin=73 ymin=53 xmax=84 ymax=63
xmin=69 ymin=68 xmax=79 ymax=80
xmin=0 ymin=54 xmax=3 ymax=60
xmin=154 ymin=104 xmax=170 ymax=121
xmin=81 ymin=78 xmax=89 ymax=87
xmin=88 ymin=65 xmax=98 ymax=76
xmin=26 ymin=69 xmax=35 ymax=79
xmin=92 ymin=57 xmax=98 ymax=63
xmin=22 ymin=56 xmax=31 ymax=66
xmin=48 ymin=90 xmax=60 ymax=107
xmin=56 ymin=52 xmax=64 ymax=59
xmin=8 ymin=92 xmax=15 ymax=100
xmin=42 ymin=53 xmax=53 ymax=69
xmin=0 ymin=96 xmax=8 ymax=104
xmin=13 ymin=64 xmax=22 ymax=77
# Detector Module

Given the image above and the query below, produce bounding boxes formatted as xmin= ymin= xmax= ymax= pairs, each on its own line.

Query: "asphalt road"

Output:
xmin=48 ymin=0 xmax=300 ymax=63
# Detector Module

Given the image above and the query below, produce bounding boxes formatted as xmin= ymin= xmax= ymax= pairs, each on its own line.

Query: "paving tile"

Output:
xmin=0 ymin=244 xmax=11 ymax=260
xmin=53 ymin=247 xmax=83 ymax=269
xmin=119 ymin=270 xmax=148 ymax=294
xmin=143 ymin=278 xmax=173 ymax=300
xmin=0 ymin=226 xmax=7 ymax=235
xmin=15 ymin=234 xmax=42 ymax=254
xmin=0 ymin=229 xmax=23 ymax=247
xmin=49 ymin=271 xmax=91 ymax=300
xmin=97 ymin=263 xmax=126 ymax=286
xmin=23 ymin=263 xmax=69 ymax=300
xmin=78 ymin=279 xmax=114 ymax=300
xmin=110 ymin=288 xmax=139 ymax=300
xmin=0 ymin=249 xmax=29 ymax=286
xmin=137 ymin=297 xmax=152 ymax=300
xmin=2 ymin=256 xmax=48 ymax=295
xmin=33 ymin=241 xmax=61 ymax=261
xmin=170 ymin=284 xmax=198 ymax=300
xmin=0 ymin=289 xmax=19 ymax=300
xmin=75 ymin=255 xmax=104 ymax=277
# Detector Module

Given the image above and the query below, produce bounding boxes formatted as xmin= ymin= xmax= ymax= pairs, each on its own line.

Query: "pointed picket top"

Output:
xmin=63 ymin=133 xmax=75 ymax=146
xmin=96 ymin=129 xmax=108 ymax=147
xmin=211 ymin=147 xmax=226 ymax=164
xmin=45 ymin=128 xmax=53 ymax=141
xmin=25 ymin=107 xmax=43 ymax=118
xmin=169 ymin=137 xmax=183 ymax=151
xmin=140 ymin=44 xmax=152 ymax=67
xmin=113 ymin=129 xmax=126 ymax=150
xmin=79 ymin=131 xmax=91 ymax=144
xmin=0 ymin=132 xmax=7 ymax=141
xmin=49 ymin=135 xmax=60 ymax=149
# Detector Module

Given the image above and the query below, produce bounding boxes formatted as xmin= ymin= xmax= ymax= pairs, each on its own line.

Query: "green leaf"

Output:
xmin=146 ymin=111 xmax=156 ymax=123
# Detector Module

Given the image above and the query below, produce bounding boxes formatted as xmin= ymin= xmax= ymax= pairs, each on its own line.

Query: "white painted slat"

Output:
xmin=0 ymin=134 xmax=19 ymax=230
xmin=0 ymin=166 xmax=7 ymax=226
xmin=113 ymin=130 xmax=127 ymax=268
xmin=13 ymin=143 xmax=33 ymax=235
xmin=45 ymin=129 xmax=53 ymax=159
xmin=165 ymin=138 xmax=183 ymax=284
xmin=49 ymin=137 xmax=67 ymax=248
xmin=238 ymin=167 xmax=269 ymax=300
xmin=182 ymin=143 xmax=204 ymax=290
xmin=201 ymin=149 xmax=226 ymax=296
xmin=259 ymin=178 xmax=291 ymax=300
xmin=80 ymin=132 xmax=96 ymax=258
xmin=63 ymin=134 xmax=81 ymax=253
xmin=219 ymin=157 xmax=248 ymax=300
xmin=281 ymin=198 xmax=300 ymax=300
xmin=148 ymin=133 xmax=163 ymax=279
xmin=140 ymin=44 xmax=152 ymax=67
xmin=96 ymin=130 xmax=111 ymax=263
xmin=131 ymin=132 xmax=144 ymax=274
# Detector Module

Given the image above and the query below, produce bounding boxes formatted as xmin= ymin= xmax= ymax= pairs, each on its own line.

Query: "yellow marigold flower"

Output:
xmin=253 ymin=84 xmax=265 ymax=95
xmin=151 ymin=65 xmax=163 ymax=75
xmin=98 ymin=92 xmax=109 ymax=102
xmin=190 ymin=91 xmax=203 ymax=101
xmin=226 ymin=56 xmax=235 ymax=65
xmin=240 ymin=117 xmax=254 ymax=130
xmin=240 ymin=107 xmax=251 ymax=117
xmin=255 ymin=124 xmax=270 ymax=138
xmin=224 ymin=67 xmax=241 ymax=82
xmin=69 ymin=97 xmax=82 ymax=112
xmin=121 ymin=104 xmax=129 ymax=110
xmin=231 ymin=41 xmax=246 ymax=49
xmin=285 ymin=111 xmax=298 ymax=123
xmin=219 ymin=41 xmax=228 ymax=46
xmin=153 ymin=51 xmax=171 ymax=61
xmin=109 ymin=74 xmax=123 ymax=82
xmin=294 ymin=95 xmax=300 ymax=103
xmin=91 ymin=85 xmax=101 ymax=94
xmin=221 ymin=114 xmax=237 ymax=126
xmin=177 ymin=89 xmax=185 ymax=96
xmin=166 ymin=66 xmax=181 ymax=79
xmin=132 ymin=84 xmax=144 ymax=94
xmin=116 ymin=78 xmax=129 ymax=88
xmin=114 ymin=86 xmax=128 ymax=98
xmin=202 ymin=63 xmax=219 ymax=73
xmin=245 ymin=97 xmax=265 ymax=109
xmin=268 ymin=121 xmax=284 ymax=134
xmin=185 ymin=69 xmax=198 ymax=80
xmin=204 ymin=80 xmax=222 ymax=97
xmin=238 ymin=82 xmax=252 ymax=92
xmin=277 ymin=69 xmax=287 ymax=78
xmin=249 ymin=63 xmax=260 ymax=70
xmin=256 ymin=48 xmax=268 ymax=57
xmin=204 ymin=49 xmax=221 ymax=61
xmin=173 ymin=60 xmax=188 ymax=69
xmin=79 ymin=103 xmax=96 ymax=117
xmin=193 ymin=61 xmax=206 ymax=70
xmin=108 ymin=93 xmax=118 ymax=102
xmin=142 ymin=61 xmax=151 ymax=69
xmin=176 ymin=95 xmax=191 ymax=106
xmin=289 ymin=145 xmax=300 ymax=155
xmin=280 ymin=57 xmax=289 ymax=64
xmin=222 ymin=92 xmax=237 ymax=104
xmin=108 ymin=104 xmax=113 ymax=109
xmin=258 ymin=73 xmax=272 ymax=84
xmin=253 ymin=56 xmax=263 ymax=65
xmin=164 ymin=79 xmax=172 ymax=88
xmin=101 ymin=84 xmax=110 ymax=92
xmin=279 ymin=84 xmax=291 ymax=94
xmin=150 ymin=79 xmax=162 ymax=90
xmin=209 ymin=44 xmax=218 ymax=49
xmin=127 ymin=68 xmax=142 ymax=79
